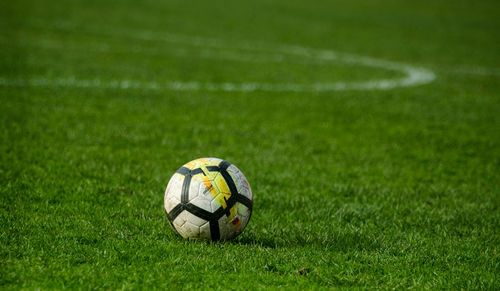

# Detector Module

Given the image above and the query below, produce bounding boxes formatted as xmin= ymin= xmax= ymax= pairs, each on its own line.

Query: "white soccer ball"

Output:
xmin=164 ymin=158 xmax=253 ymax=241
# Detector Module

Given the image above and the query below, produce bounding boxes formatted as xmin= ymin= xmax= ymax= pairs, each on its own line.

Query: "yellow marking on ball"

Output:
xmin=202 ymin=175 xmax=218 ymax=198
xmin=185 ymin=158 xmax=209 ymax=170
xmin=186 ymin=158 xmax=241 ymax=229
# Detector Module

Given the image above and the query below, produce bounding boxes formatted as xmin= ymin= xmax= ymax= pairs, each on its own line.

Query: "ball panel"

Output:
xmin=210 ymin=195 xmax=222 ymax=212
xmin=205 ymin=157 xmax=223 ymax=165
xmin=218 ymin=214 xmax=243 ymax=240
xmin=189 ymin=194 xmax=213 ymax=213
xmin=178 ymin=221 xmax=200 ymax=238
xmin=199 ymin=222 xmax=211 ymax=240
xmin=203 ymin=172 xmax=221 ymax=196
xmin=164 ymin=173 xmax=184 ymax=212
xmin=172 ymin=210 xmax=187 ymax=229
xmin=165 ymin=173 xmax=184 ymax=198
xmin=187 ymin=176 xmax=203 ymax=201
xmin=237 ymin=202 xmax=250 ymax=218
xmin=173 ymin=211 xmax=209 ymax=239
xmin=240 ymin=185 xmax=252 ymax=202
xmin=182 ymin=210 xmax=207 ymax=227
xmin=227 ymin=164 xmax=253 ymax=200
xmin=217 ymin=215 xmax=232 ymax=240
xmin=165 ymin=194 xmax=181 ymax=213
xmin=237 ymin=203 xmax=251 ymax=230
xmin=217 ymin=202 xmax=252 ymax=240
xmin=190 ymin=172 xmax=218 ymax=212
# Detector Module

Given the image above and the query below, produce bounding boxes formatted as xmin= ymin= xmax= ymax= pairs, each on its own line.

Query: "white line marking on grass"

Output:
xmin=442 ymin=66 xmax=500 ymax=77
xmin=0 ymin=24 xmax=436 ymax=92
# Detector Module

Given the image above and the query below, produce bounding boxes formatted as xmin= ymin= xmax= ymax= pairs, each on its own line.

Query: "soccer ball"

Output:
xmin=164 ymin=158 xmax=253 ymax=241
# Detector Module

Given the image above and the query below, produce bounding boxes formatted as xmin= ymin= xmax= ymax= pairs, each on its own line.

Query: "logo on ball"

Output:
xmin=164 ymin=158 xmax=253 ymax=241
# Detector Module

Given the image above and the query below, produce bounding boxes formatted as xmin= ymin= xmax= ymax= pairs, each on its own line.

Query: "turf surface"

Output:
xmin=1 ymin=0 xmax=499 ymax=289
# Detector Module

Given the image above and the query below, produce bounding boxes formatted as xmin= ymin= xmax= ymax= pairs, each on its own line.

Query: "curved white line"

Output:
xmin=0 ymin=26 xmax=436 ymax=92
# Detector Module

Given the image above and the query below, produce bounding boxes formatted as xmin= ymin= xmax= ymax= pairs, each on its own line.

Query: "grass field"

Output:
xmin=1 ymin=0 xmax=499 ymax=289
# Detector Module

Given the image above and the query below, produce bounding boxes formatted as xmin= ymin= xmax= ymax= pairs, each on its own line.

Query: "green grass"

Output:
xmin=1 ymin=0 xmax=499 ymax=289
